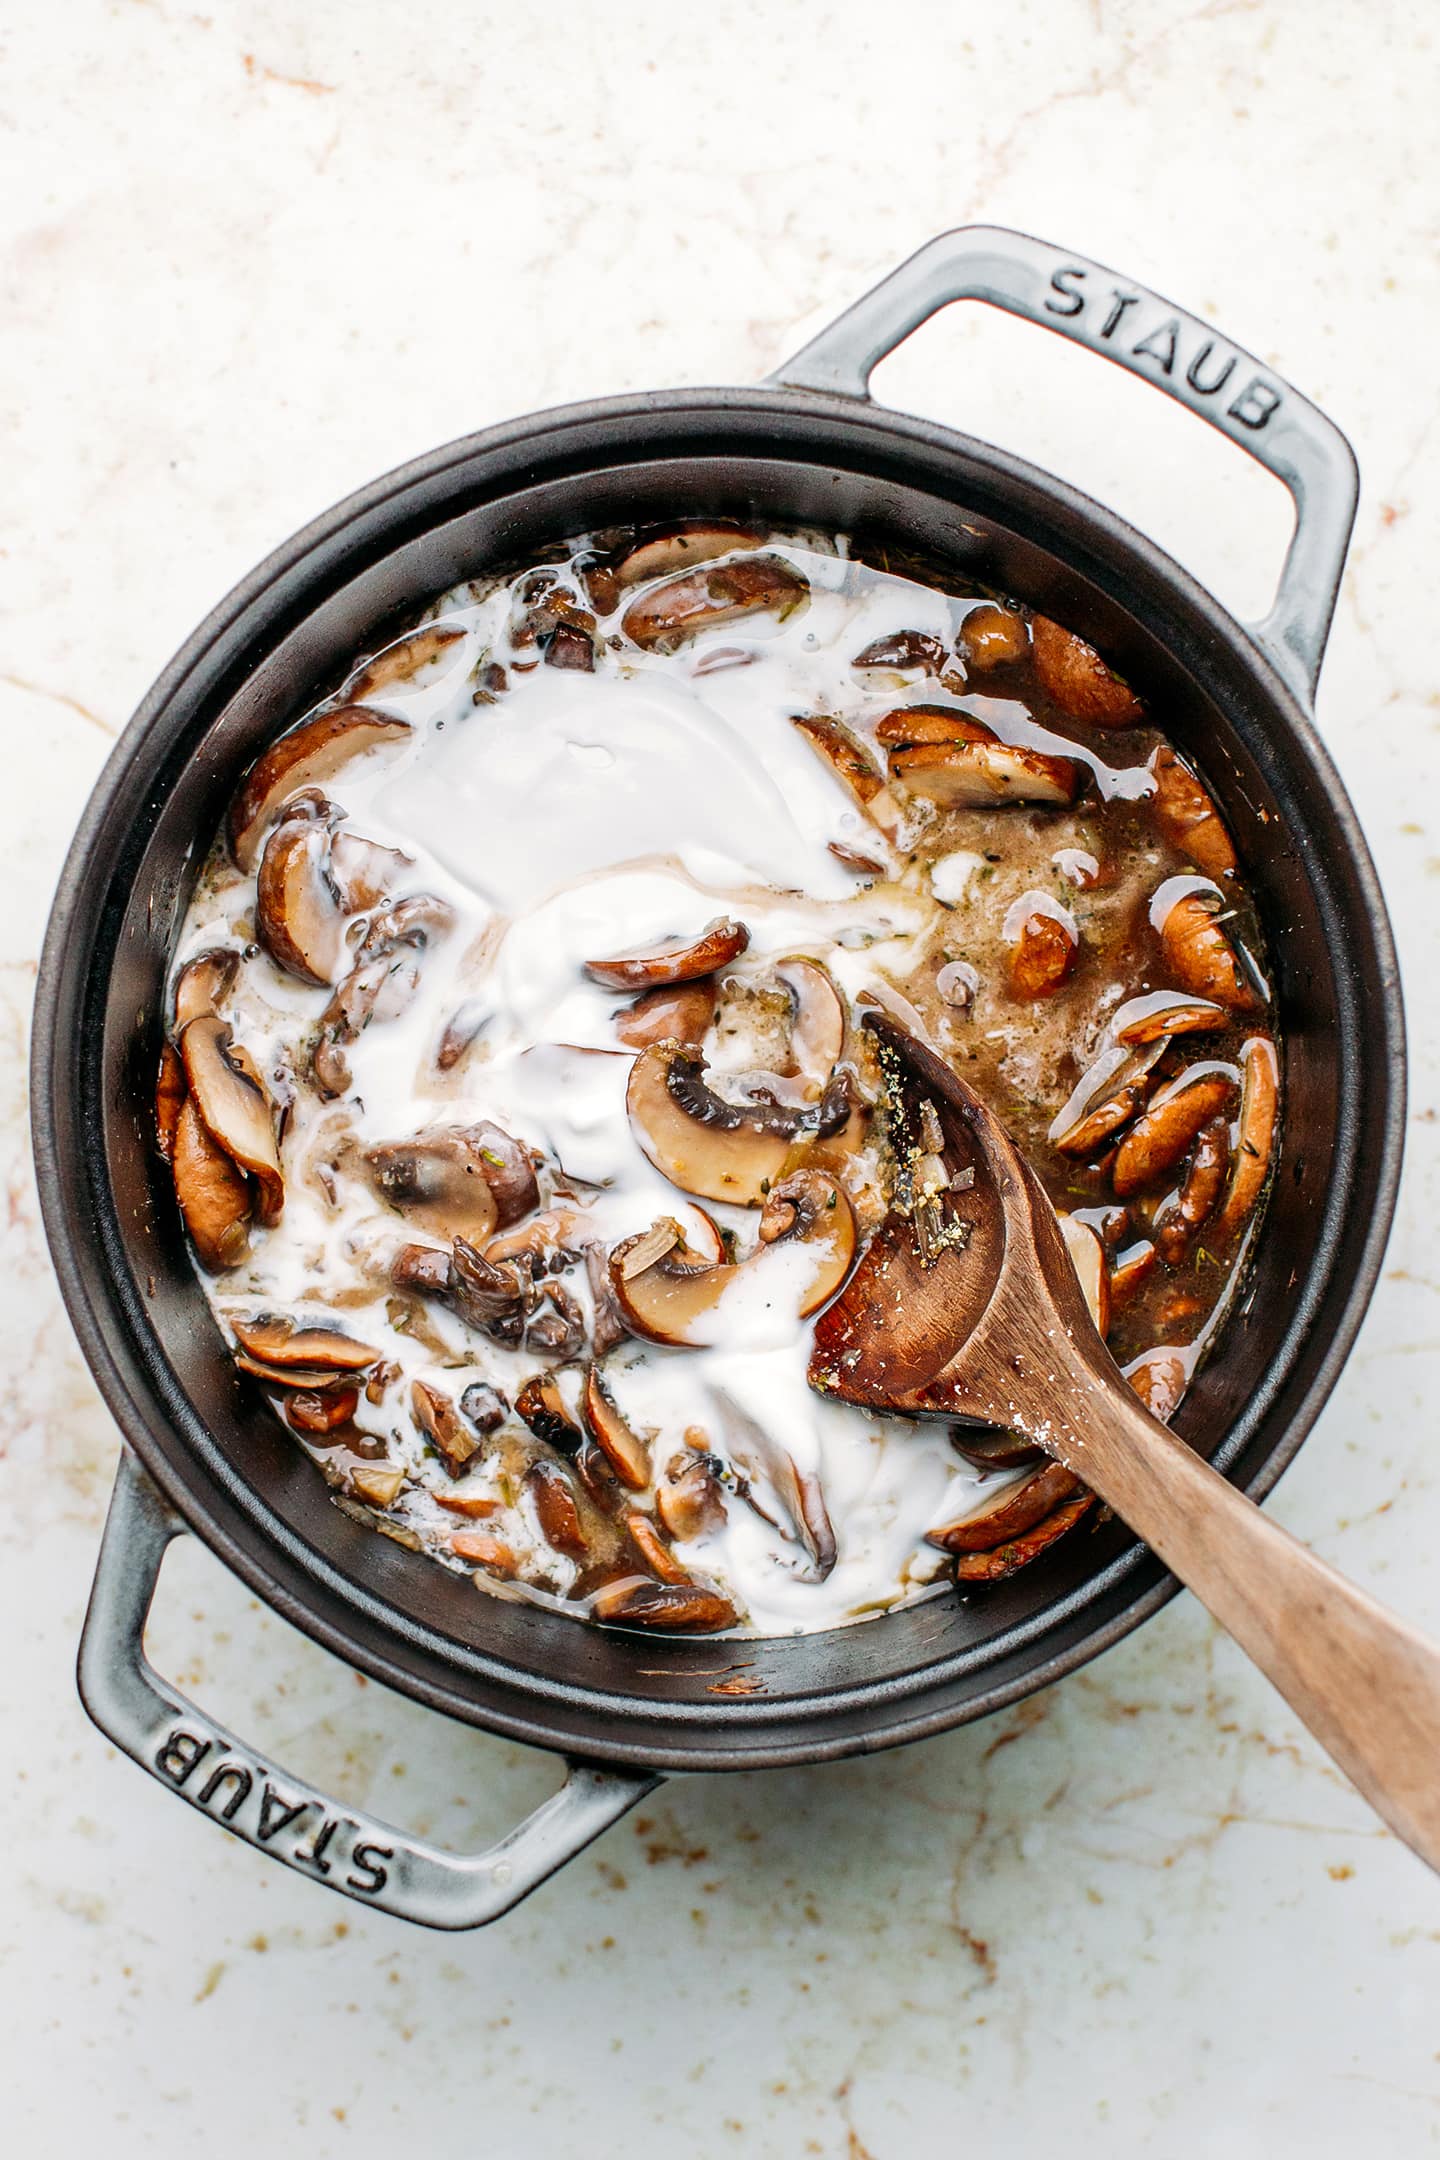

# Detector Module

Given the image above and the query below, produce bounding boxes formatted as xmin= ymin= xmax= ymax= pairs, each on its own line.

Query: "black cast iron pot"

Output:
xmin=33 ymin=229 xmax=1404 ymax=1928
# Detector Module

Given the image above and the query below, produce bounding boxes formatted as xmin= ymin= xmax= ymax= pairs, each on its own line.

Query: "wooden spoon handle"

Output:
xmin=1061 ymin=1376 xmax=1440 ymax=1871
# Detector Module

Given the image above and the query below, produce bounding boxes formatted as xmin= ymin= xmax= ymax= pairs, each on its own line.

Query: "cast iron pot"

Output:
xmin=33 ymin=228 xmax=1404 ymax=1929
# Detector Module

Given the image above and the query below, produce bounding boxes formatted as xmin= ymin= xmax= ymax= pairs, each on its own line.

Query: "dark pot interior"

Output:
xmin=35 ymin=390 xmax=1404 ymax=1770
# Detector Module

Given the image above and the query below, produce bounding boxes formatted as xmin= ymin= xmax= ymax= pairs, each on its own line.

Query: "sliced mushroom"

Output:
xmin=448 ymin=1239 xmax=528 ymax=1344
xmin=584 ymin=1240 xmax=631 ymax=1357
xmin=624 ymin=1511 xmax=692 ymax=1585
xmin=348 ymin=625 xmax=465 ymax=700
xmin=773 ymin=957 xmax=847 ymax=1094
xmin=827 ymin=840 xmax=886 ymax=877
xmin=1212 ymin=1035 xmax=1280 ymax=1241
xmin=177 ymin=1017 xmax=282 ymax=1224
xmin=365 ymin=1122 xmax=537 ymax=1245
xmin=1051 ymin=1040 xmax=1167 ymax=1155
xmin=454 ymin=1529 xmax=520 ymax=1574
xmin=1112 ymin=990 xmax=1227 ymax=1046
xmin=952 ymin=1494 xmax=1094 ymax=1581
xmin=542 ymin=621 xmax=597 ymax=671
xmin=435 ymin=1486 xmax=501 ymax=1519
xmin=235 ymin=1353 xmax=359 ymax=1390
xmin=1156 ymin=1115 xmax=1230 ymax=1264
xmin=255 ymin=797 xmax=349 ymax=985
xmin=1128 ymin=1350 xmax=1188 ymax=1422
xmin=1109 ymin=1239 xmax=1158 ymax=1313
xmin=314 ymin=895 xmax=456 ymax=1098
xmin=173 ymin=949 xmax=240 ymax=1032
xmin=459 ymin=1380 xmax=509 ymax=1435
xmin=1158 ymin=890 xmax=1261 ymax=1011
xmin=614 ymin=980 xmax=718 ymax=1051
xmin=610 ymin=1171 xmax=857 ymax=1348
xmin=1007 ymin=907 xmax=1078 ymax=1000
xmin=515 ymin=1371 xmax=584 ymax=1455
xmin=626 ymin=1041 xmax=848 ymax=1205
xmin=1112 ymin=1071 xmax=1237 ymax=1198
xmin=1057 ymin=1215 xmax=1111 ymax=1337
xmin=526 ymin=1281 xmax=587 ymax=1360
xmin=232 ymin=1314 xmax=380 ymax=1373
xmin=483 ymin=1208 xmax=586 ymax=1269
xmin=351 ymin=1463 xmax=406 ymax=1508
xmin=412 ymin=1378 xmax=482 ymax=1477
xmin=958 ymin=602 xmax=1028 ymax=670
xmin=621 ymin=554 xmax=807 ymax=653
xmin=589 ymin=1577 xmax=738 ymax=1632
xmin=947 ymin=1423 xmax=1045 ymax=1473
xmin=655 ymin=1451 xmax=726 ymax=1541
xmin=436 ymin=996 xmax=491 ymax=1072
xmin=791 ymin=715 xmax=902 ymax=838
xmin=584 ymin=917 xmax=749 ymax=991
xmin=228 ymin=707 xmax=412 ymax=872
xmin=156 ymin=1043 xmax=186 ymax=1163
xmin=613 ymin=524 xmax=763 ymax=589
xmin=580 ymin=1365 xmax=651 ymax=1489
xmin=851 ymin=630 xmax=949 ymax=675
xmin=927 ymin=1459 xmax=1079 ymax=1554
xmin=1150 ymin=747 xmax=1237 ymax=879
xmin=172 ymin=1097 xmax=252 ymax=1271
xmin=285 ymin=1387 xmax=360 ymax=1435
xmin=879 ymin=708 xmax=1079 ymax=808
xmin=1030 ymin=616 xmax=1143 ymax=727
xmin=526 ymin=1459 xmax=588 ymax=1556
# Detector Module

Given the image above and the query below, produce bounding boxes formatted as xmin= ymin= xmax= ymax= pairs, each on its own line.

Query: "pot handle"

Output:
xmin=769 ymin=226 xmax=1357 ymax=704
xmin=78 ymin=1452 xmax=661 ymax=1930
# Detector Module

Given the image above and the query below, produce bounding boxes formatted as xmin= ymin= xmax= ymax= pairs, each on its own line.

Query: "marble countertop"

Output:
xmin=5 ymin=1 xmax=1439 ymax=2151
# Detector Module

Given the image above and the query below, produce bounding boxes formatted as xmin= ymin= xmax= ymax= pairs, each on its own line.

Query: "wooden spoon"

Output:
xmin=811 ymin=1016 xmax=1440 ymax=1874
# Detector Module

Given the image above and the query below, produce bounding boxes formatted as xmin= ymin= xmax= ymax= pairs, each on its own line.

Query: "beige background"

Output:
xmin=3 ymin=2 xmax=1438 ymax=2152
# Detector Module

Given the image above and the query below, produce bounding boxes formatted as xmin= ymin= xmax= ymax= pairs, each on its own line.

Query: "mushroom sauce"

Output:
xmin=158 ymin=524 xmax=1279 ymax=1635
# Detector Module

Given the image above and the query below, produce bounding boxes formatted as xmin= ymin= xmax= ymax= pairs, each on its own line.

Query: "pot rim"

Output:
xmin=33 ymin=382 xmax=1407 ymax=1771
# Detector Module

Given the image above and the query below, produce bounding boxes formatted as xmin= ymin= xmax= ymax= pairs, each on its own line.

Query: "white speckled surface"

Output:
xmin=5 ymin=2 xmax=1440 ymax=2150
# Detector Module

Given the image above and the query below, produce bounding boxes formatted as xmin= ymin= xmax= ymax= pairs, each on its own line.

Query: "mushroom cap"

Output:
xmin=172 ymin=948 xmax=240 ymax=1032
xmin=1030 ymin=616 xmax=1143 ymax=727
xmin=255 ymin=796 xmax=349 ymax=986
xmin=580 ymin=1365 xmax=652 ymax=1489
xmin=178 ymin=1016 xmax=283 ymax=1224
xmin=347 ymin=625 xmax=464 ymax=702
xmin=1057 ymin=1214 xmax=1111 ymax=1338
xmin=620 ymin=554 xmax=808 ymax=654
xmin=364 ymin=1122 xmax=538 ymax=1245
xmin=585 ymin=917 xmax=750 ymax=991
xmin=589 ymin=1577 xmax=738 ymax=1632
xmin=172 ymin=1097 xmax=252 ymax=1272
xmin=879 ymin=708 xmax=1079 ymax=808
xmin=412 ymin=1378 xmax=481 ymax=1477
xmin=231 ymin=1314 xmax=380 ymax=1372
xmin=790 ymin=714 xmax=902 ymax=837
xmin=626 ymin=1041 xmax=849 ymax=1206
xmin=612 ymin=524 xmax=763 ymax=590
xmin=228 ymin=706 xmax=412 ymax=871
xmin=1159 ymin=892 xmax=1261 ymax=1011
xmin=613 ymin=980 xmax=717 ymax=1052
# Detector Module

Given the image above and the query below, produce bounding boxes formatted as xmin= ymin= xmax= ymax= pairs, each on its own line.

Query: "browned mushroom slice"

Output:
xmin=255 ymin=797 xmax=349 ymax=985
xmin=1212 ymin=1034 xmax=1280 ymax=1242
xmin=172 ymin=1097 xmax=252 ymax=1271
xmin=621 ymin=555 xmax=807 ymax=653
xmin=412 ymin=1378 xmax=482 ymax=1477
xmin=235 ymin=1353 xmax=359 ymax=1390
xmin=879 ymin=709 xmax=1080 ymax=809
xmin=622 ymin=1510 xmax=690 ymax=1584
xmin=1112 ymin=991 xmax=1227 ymax=1046
xmin=614 ymin=980 xmax=717 ymax=1051
xmin=655 ymin=1451 xmax=726 ymax=1540
xmin=156 ymin=1043 xmax=186 ymax=1163
xmin=314 ymin=896 xmax=456 ymax=1098
xmin=286 ymin=1386 xmax=361 ymax=1435
xmin=946 ymin=1424 xmax=1045 ymax=1473
xmin=1158 ymin=890 xmax=1261 ymax=1011
xmin=483 ymin=1208 xmax=585 ymax=1270
xmin=927 ymin=1459 xmax=1079 ymax=1554
xmin=365 ymin=1122 xmax=537 ymax=1245
xmin=232 ymin=1314 xmax=380 ymax=1373
xmin=626 ymin=1041 xmax=847 ymax=1205
xmin=454 ymin=1529 xmax=520 ymax=1574
xmin=434 ymin=1486 xmax=501 ymax=1519
xmin=790 ymin=714 xmax=902 ymax=837
xmin=1057 ymin=1215 xmax=1110 ymax=1337
xmin=952 ymin=1494 xmax=1094 ymax=1581
xmin=613 ymin=524 xmax=763 ymax=589
xmin=542 ymin=621 xmax=597 ymax=672
xmin=391 ymin=1241 xmax=453 ymax=1298
xmin=585 ymin=917 xmax=750 ymax=991
xmin=351 ymin=1463 xmax=406 ymax=1508
xmin=1007 ymin=908 xmax=1078 ymax=1000
xmin=1109 ymin=1239 xmax=1158 ymax=1313
xmin=435 ymin=996 xmax=491 ymax=1072
xmin=1030 ymin=616 xmax=1143 ymax=727
xmin=611 ymin=1172 xmax=857 ymax=1348
xmin=1052 ymin=1041 xmax=1167 ymax=1155
xmin=228 ymin=707 xmax=413 ymax=872
xmin=958 ymin=602 xmax=1028 ymax=670
xmin=525 ymin=1458 xmax=588 ymax=1556
xmin=178 ymin=1017 xmax=283 ymax=1223
xmin=173 ymin=948 xmax=240 ymax=1032
xmin=348 ymin=625 xmax=465 ymax=700
xmin=1128 ymin=1350 xmax=1188 ymax=1423
xmin=1112 ymin=1071 xmax=1237 ymax=1198
xmin=827 ymin=840 xmax=886 ymax=877
xmin=590 ymin=1577 xmax=738 ymax=1632
xmin=578 ymin=1365 xmax=650 ymax=1489
xmin=515 ymin=1371 xmax=584 ymax=1455
xmin=851 ymin=630 xmax=949 ymax=675
xmin=1156 ymin=1115 xmax=1230 ymax=1264
xmin=1149 ymin=747 xmax=1237 ymax=879
xmin=448 ymin=1239 xmax=528 ymax=1344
